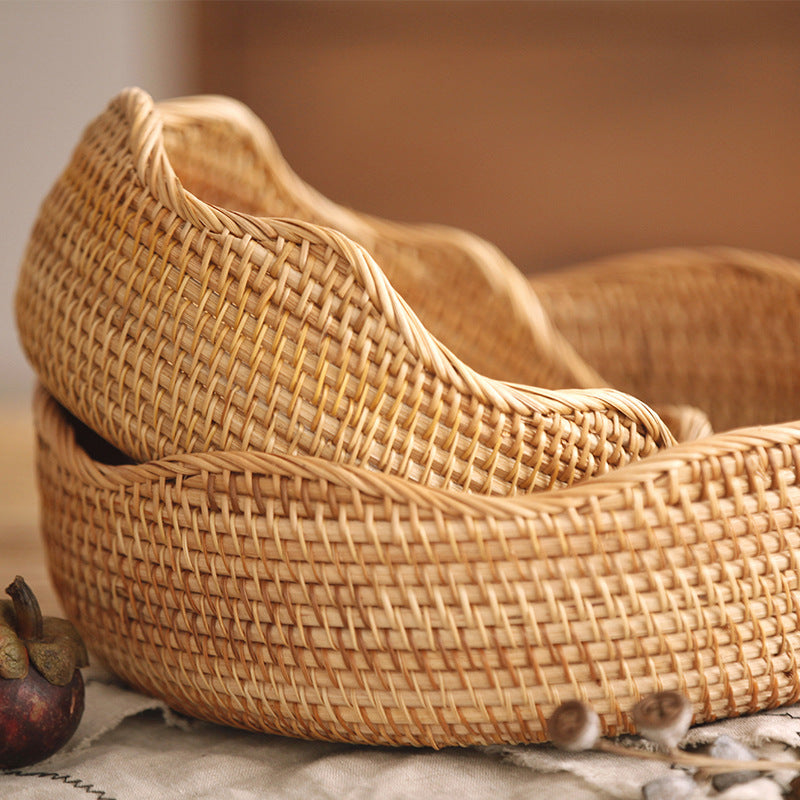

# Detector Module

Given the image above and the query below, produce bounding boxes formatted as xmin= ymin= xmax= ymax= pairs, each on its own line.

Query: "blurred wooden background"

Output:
xmin=193 ymin=0 xmax=800 ymax=272
xmin=1 ymin=408 xmax=58 ymax=615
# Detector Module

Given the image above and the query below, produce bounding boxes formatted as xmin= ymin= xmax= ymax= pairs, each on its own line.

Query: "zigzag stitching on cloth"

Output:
xmin=0 ymin=769 xmax=115 ymax=800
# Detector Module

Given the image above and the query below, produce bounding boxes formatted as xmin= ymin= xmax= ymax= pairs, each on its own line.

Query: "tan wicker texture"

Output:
xmin=34 ymin=386 xmax=800 ymax=747
xmin=532 ymin=247 xmax=800 ymax=434
xmin=18 ymin=88 xmax=800 ymax=750
xmin=154 ymin=93 xmax=599 ymax=390
xmin=15 ymin=88 xmax=674 ymax=494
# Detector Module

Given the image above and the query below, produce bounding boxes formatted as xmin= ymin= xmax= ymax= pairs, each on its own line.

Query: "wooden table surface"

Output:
xmin=1 ymin=399 xmax=60 ymax=615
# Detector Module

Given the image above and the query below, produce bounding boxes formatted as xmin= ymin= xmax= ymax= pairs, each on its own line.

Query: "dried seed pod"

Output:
xmin=547 ymin=700 xmax=601 ymax=751
xmin=632 ymin=691 xmax=692 ymax=750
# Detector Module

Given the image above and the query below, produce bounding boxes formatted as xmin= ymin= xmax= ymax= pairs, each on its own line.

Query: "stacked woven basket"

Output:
xmin=15 ymin=88 xmax=800 ymax=748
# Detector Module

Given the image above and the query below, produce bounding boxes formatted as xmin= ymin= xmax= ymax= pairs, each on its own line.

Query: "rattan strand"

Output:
xmin=14 ymin=88 xmax=676 ymax=499
xmin=34 ymin=387 xmax=800 ymax=747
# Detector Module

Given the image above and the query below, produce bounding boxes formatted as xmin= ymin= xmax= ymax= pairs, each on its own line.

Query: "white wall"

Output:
xmin=0 ymin=0 xmax=193 ymax=400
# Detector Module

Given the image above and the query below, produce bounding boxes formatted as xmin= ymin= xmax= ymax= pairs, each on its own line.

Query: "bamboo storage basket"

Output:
xmin=16 ymin=90 xmax=674 ymax=494
xmin=15 ymin=88 xmax=676 ymax=496
xmin=16 ymin=88 xmax=800 ymax=747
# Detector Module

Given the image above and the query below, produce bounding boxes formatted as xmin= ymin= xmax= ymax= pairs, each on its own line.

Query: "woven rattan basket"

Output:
xmin=33 ymin=384 xmax=800 ymax=747
xmin=15 ymin=87 xmax=676 ymax=498
xmin=16 ymin=88 xmax=800 ymax=747
xmin=531 ymin=246 xmax=800 ymax=434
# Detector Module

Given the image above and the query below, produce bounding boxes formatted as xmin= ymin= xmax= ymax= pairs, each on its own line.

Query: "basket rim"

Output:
xmin=37 ymin=385 xmax=800 ymax=521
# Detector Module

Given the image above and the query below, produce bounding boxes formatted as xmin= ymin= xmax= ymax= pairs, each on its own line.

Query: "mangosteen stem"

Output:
xmin=6 ymin=576 xmax=43 ymax=641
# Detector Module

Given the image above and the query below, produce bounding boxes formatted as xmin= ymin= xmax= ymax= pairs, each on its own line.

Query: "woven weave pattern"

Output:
xmin=157 ymin=95 xmax=600 ymax=390
xmin=15 ymin=89 xmax=673 ymax=494
xmin=532 ymin=247 xmax=800 ymax=434
xmin=19 ymin=88 xmax=800 ymax=749
xmin=35 ymin=388 xmax=800 ymax=746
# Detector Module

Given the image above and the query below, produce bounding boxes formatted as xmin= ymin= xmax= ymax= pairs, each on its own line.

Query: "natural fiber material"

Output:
xmin=34 ymin=386 xmax=800 ymax=747
xmin=18 ymin=88 xmax=800 ymax=749
xmin=531 ymin=247 xmax=800 ymax=434
xmin=152 ymin=93 xmax=600 ymax=390
xmin=15 ymin=88 xmax=674 ymax=495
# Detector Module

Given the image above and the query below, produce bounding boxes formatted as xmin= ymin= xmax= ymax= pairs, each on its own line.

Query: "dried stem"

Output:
xmin=6 ymin=576 xmax=43 ymax=641
xmin=596 ymin=739 xmax=800 ymax=775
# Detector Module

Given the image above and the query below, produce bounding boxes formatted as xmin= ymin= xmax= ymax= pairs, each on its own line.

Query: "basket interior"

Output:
xmin=157 ymin=100 xmax=598 ymax=391
xmin=533 ymin=249 xmax=800 ymax=432
xmin=67 ymin=408 xmax=133 ymax=466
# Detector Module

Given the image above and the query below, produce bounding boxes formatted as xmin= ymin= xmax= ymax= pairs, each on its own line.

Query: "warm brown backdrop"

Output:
xmin=193 ymin=0 xmax=800 ymax=272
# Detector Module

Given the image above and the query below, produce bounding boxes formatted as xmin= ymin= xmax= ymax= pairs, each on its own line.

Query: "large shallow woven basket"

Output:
xmin=34 ymin=384 xmax=800 ymax=747
xmin=17 ymin=88 xmax=800 ymax=748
